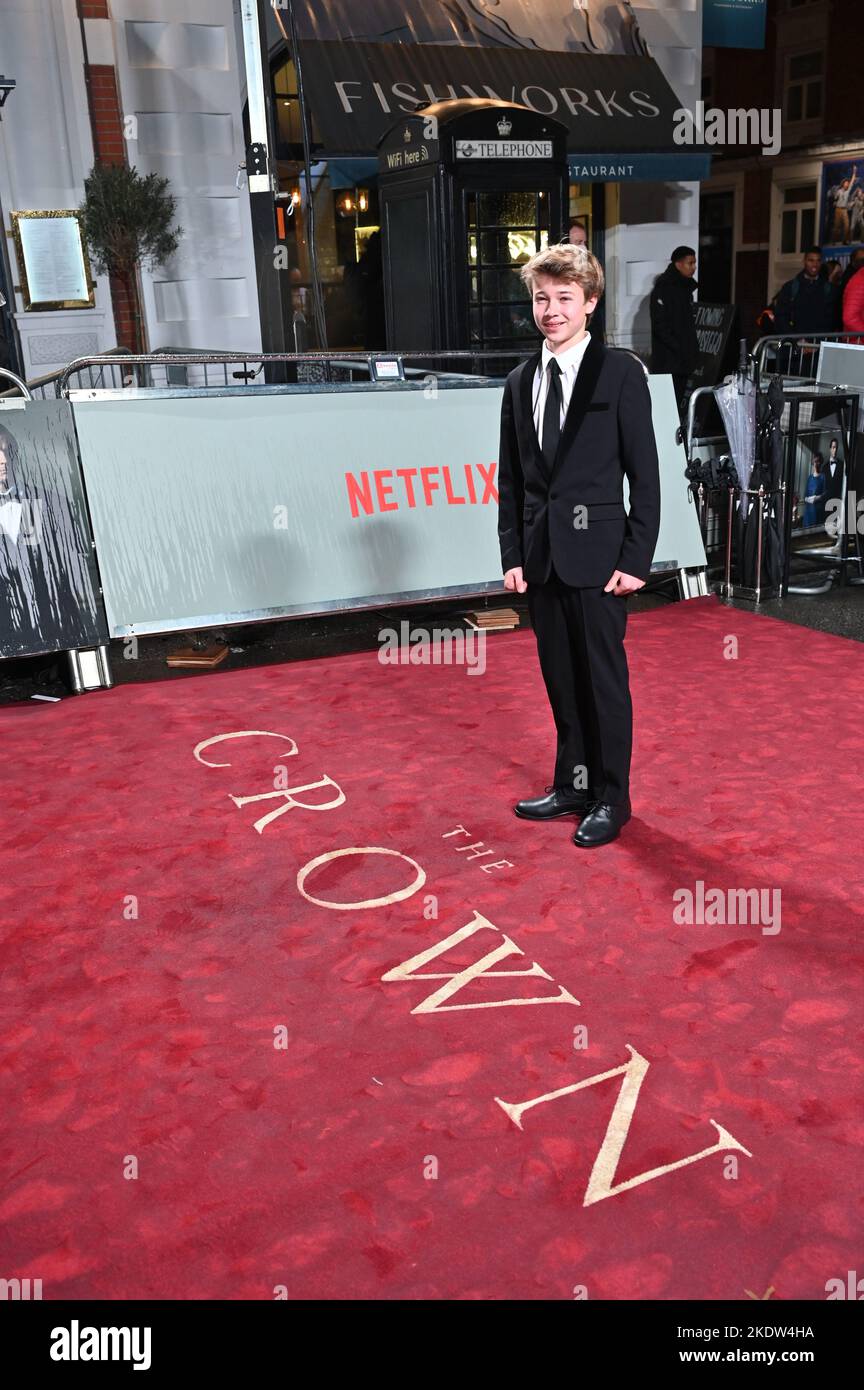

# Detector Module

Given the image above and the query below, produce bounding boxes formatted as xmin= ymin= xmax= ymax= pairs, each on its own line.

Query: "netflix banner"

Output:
xmin=69 ymin=378 xmax=703 ymax=638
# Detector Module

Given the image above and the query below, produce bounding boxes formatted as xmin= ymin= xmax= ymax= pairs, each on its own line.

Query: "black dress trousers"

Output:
xmin=527 ymin=567 xmax=632 ymax=805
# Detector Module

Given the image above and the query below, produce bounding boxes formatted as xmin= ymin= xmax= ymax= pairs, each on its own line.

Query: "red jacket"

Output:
xmin=842 ymin=266 xmax=864 ymax=343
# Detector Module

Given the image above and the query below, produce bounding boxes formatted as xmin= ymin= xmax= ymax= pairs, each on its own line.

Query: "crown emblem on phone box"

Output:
xmin=497 ymin=116 xmax=513 ymax=136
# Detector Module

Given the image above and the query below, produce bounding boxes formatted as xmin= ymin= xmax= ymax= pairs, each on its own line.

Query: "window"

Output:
xmin=272 ymin=58 xmax=309 ymax=149
xmin=466 ymin=191 xmax=549 ymax=350
xmin=780 ymin=183 xmax=817 ymax=254
xmin=785 ymin=51 xmax=823 ymax=122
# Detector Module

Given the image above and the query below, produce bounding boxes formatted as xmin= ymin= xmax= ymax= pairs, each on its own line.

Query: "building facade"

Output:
xmin=701 ymin=0 xmax=861 ymax=339
xmin=0 ymin=1 xmax=705 ymax=378
xmin=0 ymin=0 xmax=259 ymax=382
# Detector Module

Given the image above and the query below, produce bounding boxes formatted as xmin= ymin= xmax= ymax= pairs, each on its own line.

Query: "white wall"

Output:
xmin=0 ymin=0 xmax=115 ymax=380
xmin=109 ymin=0 xmax=261 ymax=352
xmin=606 ymin=178 xmax=701 ymax=356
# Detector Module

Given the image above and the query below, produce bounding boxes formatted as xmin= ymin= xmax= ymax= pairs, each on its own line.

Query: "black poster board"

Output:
xmin=0 ymin=400 xmax=108 ymax=658
xmin=690 ymin=302 xmax=737 ymax=389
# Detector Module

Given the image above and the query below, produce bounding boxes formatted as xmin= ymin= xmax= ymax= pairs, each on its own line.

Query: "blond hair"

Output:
xmin=520 ymin=243 xmax=605 ymax=303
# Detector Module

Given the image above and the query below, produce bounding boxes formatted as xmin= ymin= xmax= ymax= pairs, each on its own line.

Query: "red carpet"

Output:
xmin=1 ymin=595 xmax=862 ymax=1300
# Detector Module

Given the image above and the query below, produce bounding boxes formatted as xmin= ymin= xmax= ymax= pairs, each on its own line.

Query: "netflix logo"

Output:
xmin=346 ymin=463 xmax=498 ymax=518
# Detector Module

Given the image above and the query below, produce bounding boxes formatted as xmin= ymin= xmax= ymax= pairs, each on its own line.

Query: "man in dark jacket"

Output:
xmin=498 ymin=244 xmax=661 ymax=848
xmin=773 ymin=247 xmax=840 ymax=335
xmin=650 ymin=246 xmax=699 ymax=413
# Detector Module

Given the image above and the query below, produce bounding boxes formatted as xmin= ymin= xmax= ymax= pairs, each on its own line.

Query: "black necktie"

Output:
xmin=542 ymin=358 xmax=563 ymax=468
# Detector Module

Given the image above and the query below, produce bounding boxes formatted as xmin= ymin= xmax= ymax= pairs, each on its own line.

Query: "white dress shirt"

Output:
xmin=532 ymin=333 xmax=593 ymax=449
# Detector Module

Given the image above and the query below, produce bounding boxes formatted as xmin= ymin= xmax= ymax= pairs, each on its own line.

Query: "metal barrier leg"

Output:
xmin=676 ymin=568 xmax=709 ymax=600
xmin=67 ymin=645 xmax=113 ymax=693
xmin=67 ymin=650 xmax=82 ymax=694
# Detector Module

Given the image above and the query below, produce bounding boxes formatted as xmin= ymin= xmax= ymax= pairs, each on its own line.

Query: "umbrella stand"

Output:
xmin=725 ymin=483 xmax=784 ymax=603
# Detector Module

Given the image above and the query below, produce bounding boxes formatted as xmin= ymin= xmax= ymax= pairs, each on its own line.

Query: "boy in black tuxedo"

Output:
xmin=498 ymin=245 xmax=661 ymax=847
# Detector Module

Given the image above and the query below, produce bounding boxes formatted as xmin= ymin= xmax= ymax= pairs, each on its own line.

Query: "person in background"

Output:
xmin=842 ymin=252 xmax=864 ymax=344
xmin=563 ymin=219 xmax=606 ymax=341
xmin=825 ymin=259 xmax=843 ymax=287
xmin=838 ymin=246 xmax=864 ymax=297
xmin=649 ymin=245 xmax=698 ymax=415
xmin=803 ymin=454 xmax=826 ymax=529
xmin=773 ymin=247 xmax=840 ymax=336
xmin=756 ymin=298 xmax=777 ymax=333
xmin=288 ymin=268 xmax=309 ymax=318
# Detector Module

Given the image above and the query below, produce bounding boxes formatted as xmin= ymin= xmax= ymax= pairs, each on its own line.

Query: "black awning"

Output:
xmin=296 ymin=40 xmax=686 ymax=157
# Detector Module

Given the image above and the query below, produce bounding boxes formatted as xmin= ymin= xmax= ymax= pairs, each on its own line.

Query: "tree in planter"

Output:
xmin=79 ymin=164 xmax=181 ymax=355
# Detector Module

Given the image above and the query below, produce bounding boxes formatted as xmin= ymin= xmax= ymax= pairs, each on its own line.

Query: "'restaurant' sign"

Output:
xmin=455 ymin=138 xmax=553 ymax=160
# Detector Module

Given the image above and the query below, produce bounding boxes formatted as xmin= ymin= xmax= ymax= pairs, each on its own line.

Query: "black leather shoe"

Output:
xmin=514 ymin=785 xmax=590 ymax=821
xmin=572 ymin=797 xmax=632 ymax=847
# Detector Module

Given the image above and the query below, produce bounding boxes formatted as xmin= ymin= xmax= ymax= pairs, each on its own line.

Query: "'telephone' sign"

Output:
xmin=455 ymin=139 xmax=553 ymax=160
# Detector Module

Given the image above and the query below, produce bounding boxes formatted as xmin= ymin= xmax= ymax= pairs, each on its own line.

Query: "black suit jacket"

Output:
xmin=823 ymin=457 xmax=844 ymax=502
xmin=497 ymin=334 xmax=661 ymax=587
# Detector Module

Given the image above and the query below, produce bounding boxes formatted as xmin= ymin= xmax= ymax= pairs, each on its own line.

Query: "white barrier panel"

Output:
xmin=71 ymin=377 xmax=705 ymax=637
xmin=817 ymin=342 xmax=864 ymax=432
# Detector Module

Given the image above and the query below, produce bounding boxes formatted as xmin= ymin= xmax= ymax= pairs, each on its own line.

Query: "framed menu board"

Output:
xmin=10 ymin=209 xmax=95 ymax=310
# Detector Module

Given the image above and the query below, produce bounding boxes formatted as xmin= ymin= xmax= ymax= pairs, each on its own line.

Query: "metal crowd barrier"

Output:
xmin=753 ymin=330 xmax=860 ymax=383
xmin=686 ymin=377 xmax=861 ymax=600
xmin=3 ymin=346 xmax=134 ymax=400
xmin=3 ymin=342 xmax=650 ymax=401
xmin=686 ymin=334 xmax=860 ymax=460
xmin=0 ymin=365 xmax=31 ymax=398
xmin=55 ymin=348 xmax=537 ymax=396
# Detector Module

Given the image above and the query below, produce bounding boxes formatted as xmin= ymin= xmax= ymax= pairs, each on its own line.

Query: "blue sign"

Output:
xmin=568 ymin=154 xmax=711 ymax=183
xmin=704 ymin=0 xmax=766 ymax=50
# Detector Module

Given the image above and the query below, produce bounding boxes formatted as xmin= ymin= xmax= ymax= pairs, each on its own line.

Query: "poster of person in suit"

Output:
xmin=822 ymin=159 xmax=864 ymax=256
xmin=0 ymin=408 xmax=107 ymax=659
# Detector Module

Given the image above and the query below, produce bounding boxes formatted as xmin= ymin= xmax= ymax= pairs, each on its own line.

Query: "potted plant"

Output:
xmin=79 ymin=164 xmax=181 ymax=354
